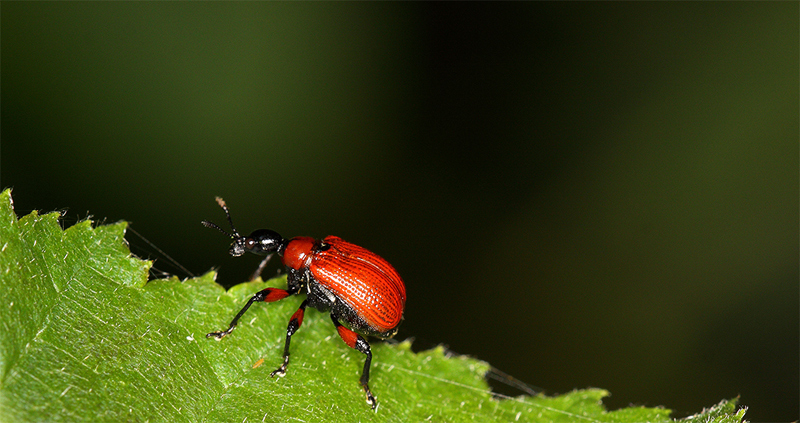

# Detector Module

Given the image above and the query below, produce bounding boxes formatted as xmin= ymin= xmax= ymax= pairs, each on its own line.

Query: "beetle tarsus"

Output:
xmin=270 ymin=357 xmax=290 ymax=377
xmin=206 ymin=327 xmax=234 ymax=339
xmin=365 ymin=387 xmax=377 ymax=410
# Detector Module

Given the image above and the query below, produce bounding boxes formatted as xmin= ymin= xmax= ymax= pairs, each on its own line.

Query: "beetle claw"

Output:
xmin=270 ymin=356 xmax=289 ymax=378
xmin=366 ymin=390 xmax=377 ymax=410
xmin=206 ymin=329 xmax=232 ymax=340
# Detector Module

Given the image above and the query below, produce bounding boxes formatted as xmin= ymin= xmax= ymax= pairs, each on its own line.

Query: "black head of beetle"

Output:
xmin=201 ymin=197 xmax=286 ymax=257
xmin=230 ymin=229 xmax=285 ymax=257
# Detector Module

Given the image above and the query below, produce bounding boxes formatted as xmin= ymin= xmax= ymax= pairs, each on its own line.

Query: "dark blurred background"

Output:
xmin=2 ymin=3 xmax=797 ymax=421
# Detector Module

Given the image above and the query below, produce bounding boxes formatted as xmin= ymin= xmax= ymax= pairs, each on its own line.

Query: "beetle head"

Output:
xmin=231 ymin=229 xmax=285 ymax=257
xmin=202 ymin=197 xmax=285 ymax=257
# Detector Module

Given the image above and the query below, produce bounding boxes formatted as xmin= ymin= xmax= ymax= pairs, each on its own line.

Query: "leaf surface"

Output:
xmin=0 ymin=189 xmax=746 ymax=422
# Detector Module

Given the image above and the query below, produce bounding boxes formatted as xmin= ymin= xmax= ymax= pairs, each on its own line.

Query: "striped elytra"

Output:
xmin=310 ymin=236 xmax=406 ymax=334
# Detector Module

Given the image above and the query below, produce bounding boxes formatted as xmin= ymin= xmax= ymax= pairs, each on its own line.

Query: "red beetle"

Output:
xmin=203 ymin=198 xmax=406 ymax=409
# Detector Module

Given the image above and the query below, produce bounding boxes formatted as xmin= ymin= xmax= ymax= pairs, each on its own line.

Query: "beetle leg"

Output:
xmin=270 ymin=299 xmax=308 ymax=378
xmin=249 ymin=253 xmax=274 ymax=281
xmin=330 ymin=313 xmax=377 ymax=410
xmin=207 ymin=285 xmax=297 ymax=339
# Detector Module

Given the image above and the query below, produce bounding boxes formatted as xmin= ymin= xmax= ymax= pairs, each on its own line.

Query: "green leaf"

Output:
xmin=0 ymin=189 xmax=747 ymax=422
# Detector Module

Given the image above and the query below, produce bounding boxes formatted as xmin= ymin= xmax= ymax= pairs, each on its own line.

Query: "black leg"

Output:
xmin=331 ymin=312 xmax=377 ymax=409
xmin=271 ymin=299 xmax=309 ymax=377
xmin=249 ymin=253 xmax=274 ymax=281
xmin=207 ymin=285 xmax=296 ymax=339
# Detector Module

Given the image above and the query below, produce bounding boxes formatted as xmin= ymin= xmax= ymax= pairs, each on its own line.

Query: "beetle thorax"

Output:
xmin=282 ymin=237 xmax=316 ymax=271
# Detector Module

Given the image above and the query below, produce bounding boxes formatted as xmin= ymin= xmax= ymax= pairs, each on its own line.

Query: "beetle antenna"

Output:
xmin=201 ymin=197 xmax=241 ymax=239
xmin=201 ymin=220 xmax=234 ymax=239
